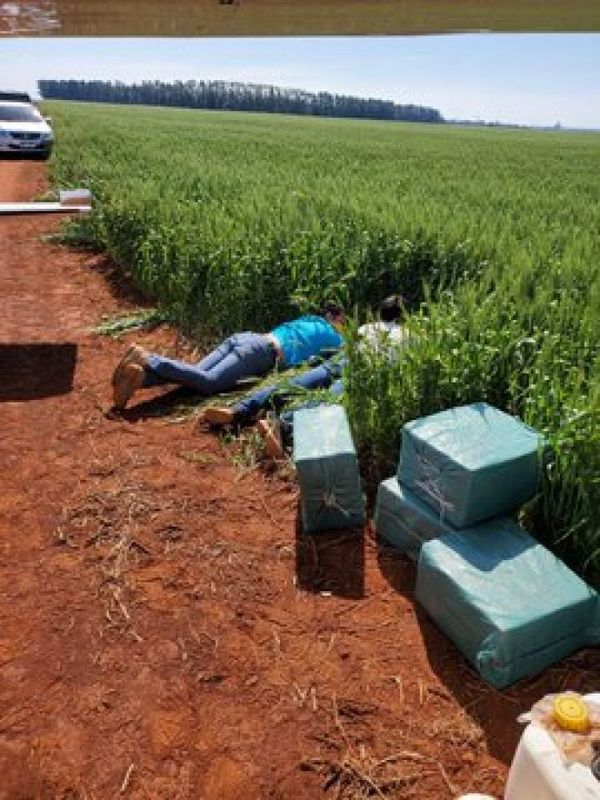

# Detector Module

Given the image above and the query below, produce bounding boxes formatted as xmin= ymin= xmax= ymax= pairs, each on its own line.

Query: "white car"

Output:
xmin=0 ymin=101 xmax=54 ymax=159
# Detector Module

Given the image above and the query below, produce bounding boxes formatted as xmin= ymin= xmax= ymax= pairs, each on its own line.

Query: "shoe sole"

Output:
xmin=257 ymin=419 xmax=283 ymax=458
xmin=111 ymin=345 xmax=148 ymax=387
xmin=205 ymin=407 xmax=236 ymax=426
xmin=111 ymin=345 xmax=138 ymax=387
xmin=113 ymin=364 xmax=144 ymax=409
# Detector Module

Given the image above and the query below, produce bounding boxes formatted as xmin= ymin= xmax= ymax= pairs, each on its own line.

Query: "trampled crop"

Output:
xmin=47 ymin=101 xmax=600 ymax=577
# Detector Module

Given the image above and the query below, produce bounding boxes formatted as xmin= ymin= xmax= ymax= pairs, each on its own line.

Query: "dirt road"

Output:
xmin=0 ymin=160 xmax=597 ymax=800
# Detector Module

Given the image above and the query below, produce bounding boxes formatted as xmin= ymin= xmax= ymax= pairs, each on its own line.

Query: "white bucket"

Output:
xmin=505 ymin=693 xmax=600 ymax=800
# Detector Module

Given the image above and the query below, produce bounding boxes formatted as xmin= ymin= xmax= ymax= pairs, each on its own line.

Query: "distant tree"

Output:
xmin=38 ymin=79 xmax=444 ymax=125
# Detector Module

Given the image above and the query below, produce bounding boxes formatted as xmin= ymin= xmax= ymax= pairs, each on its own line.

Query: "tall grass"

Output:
xmin=346 ymin=282 xmax=599 ymax=569
xmin=46 ymin=101 xmax=600 ymax=576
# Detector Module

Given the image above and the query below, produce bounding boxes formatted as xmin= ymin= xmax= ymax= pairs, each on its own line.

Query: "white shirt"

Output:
xmin=358 ymin=321 xmax=410 ymax=353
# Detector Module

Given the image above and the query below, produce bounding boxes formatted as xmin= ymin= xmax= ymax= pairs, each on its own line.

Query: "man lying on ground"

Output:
xmin=256 ymin=294 xmax=410 ymax=457
xmin=111 ymin=304 xmax=344 ymax=410
xmin=204 ymin=294 xmax=408 ymax=450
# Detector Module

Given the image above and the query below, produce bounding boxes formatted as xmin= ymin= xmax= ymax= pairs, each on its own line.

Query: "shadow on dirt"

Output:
xmin=295 ymin=510 xmax=365 ymax=599
xmin=0 ymin=342 xmax=77 ymax=401
xmin=375 ymin=536 xmax=417 ymax=600
xmin=376 ymin=540 xmax=522 ymax=764
xmin=111 ymin=385 xmax=201 ymax=421
xmin=377 ymin=537 xmax=600 ymax=766
xmin=85 ymin=254 xmax=150 ymax=308
xmin=0 ymin=152 xmax=49 ymax=162
xmin=109 ymin=374 xmax=267 ymax=423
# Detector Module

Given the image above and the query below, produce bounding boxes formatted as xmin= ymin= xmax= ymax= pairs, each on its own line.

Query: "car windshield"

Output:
xmin=0 ymin=105 xmax=43 ymax=122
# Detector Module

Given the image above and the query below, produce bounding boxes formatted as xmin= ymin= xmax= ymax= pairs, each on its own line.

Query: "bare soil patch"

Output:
xmin=1 ymin=160 xmax=598 ymax=799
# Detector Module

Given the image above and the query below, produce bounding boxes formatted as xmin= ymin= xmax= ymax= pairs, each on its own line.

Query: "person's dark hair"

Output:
xmin=379 ymin=294 xmax=406 ymax=322
xmin=321 ymin=301 xmax=345 ymax=319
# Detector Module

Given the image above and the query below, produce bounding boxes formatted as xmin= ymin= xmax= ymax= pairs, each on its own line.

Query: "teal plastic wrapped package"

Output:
xmin=293 ymin=404 xmax=365 ymax=533
xmin=416 ymin=520 xmax=600 ymax=688
xmin=398 ymin=403 xmax=543 ymax=527
xmin=374 ymin=477 xmax=454 ymax=561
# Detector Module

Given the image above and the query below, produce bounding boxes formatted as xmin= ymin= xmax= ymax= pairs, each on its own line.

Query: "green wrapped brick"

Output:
xmin=293 ymin=404 xmax=365 ymax=533
xmin=398 ymin=402 xmax=544 ymax=527
xmin=416 ymin=520 xmax=600 ymax=688
xmin=374 ymin=477 xmax=454 ymax=561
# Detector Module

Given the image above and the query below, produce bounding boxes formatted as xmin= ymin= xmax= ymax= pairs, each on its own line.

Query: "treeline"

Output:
xmin=38 ymin=79 xmax=444 ymax=124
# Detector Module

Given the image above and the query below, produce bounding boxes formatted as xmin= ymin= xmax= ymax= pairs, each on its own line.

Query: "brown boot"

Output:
xmin=204 ymin=406 xmax=237 ymax=426
xmin=112 ymin=363 xmax=145 ymax=410
xmin=256 ymin=418 xmax=284 ymax=459
xmin=111 ymin=344 xmax=149 ymax=388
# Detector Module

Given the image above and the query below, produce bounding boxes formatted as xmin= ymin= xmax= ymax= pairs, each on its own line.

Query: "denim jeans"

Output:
xmin=143 ymin=333 xmax=276 ymax=395
xmin=234 ymin=357 xmax=346 ymax=421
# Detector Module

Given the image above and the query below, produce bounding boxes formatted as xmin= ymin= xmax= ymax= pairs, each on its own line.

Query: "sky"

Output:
xmin=1 ymin=34 xmax=599 ymax=128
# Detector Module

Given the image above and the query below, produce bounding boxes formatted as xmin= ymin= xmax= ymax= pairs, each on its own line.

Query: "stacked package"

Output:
xmin=293 ymin=404 xmax=365 ymax=534
xmin=397 ymin=403 xmax=543 ymax=528
xmin=373 ymin=477 xmax=452 ymax=562
xmin=374 ymin=402 xmax=599 ymax=687
xmin=375 ymin=402 xmax=543 ymax=558
xmin=416 ymin=519 xmax=600 ymax=688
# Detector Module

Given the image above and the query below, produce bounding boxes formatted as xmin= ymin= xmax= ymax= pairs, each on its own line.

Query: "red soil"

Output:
xmin=0 ymin=160 xmax=597 ymax=800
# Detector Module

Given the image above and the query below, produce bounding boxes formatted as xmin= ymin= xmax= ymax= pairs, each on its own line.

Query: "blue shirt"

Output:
xmin=270 ymin=315 xmax=343 ymax=367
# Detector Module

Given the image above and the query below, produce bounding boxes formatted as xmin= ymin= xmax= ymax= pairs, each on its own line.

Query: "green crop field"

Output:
xmin=46 ymin=101 xmax=600 ymax=577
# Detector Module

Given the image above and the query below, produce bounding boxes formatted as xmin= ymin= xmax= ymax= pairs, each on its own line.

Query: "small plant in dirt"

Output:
xmin=91 ymin=308 xmax=170 ymax=337
xmin=222 ymin=427 xmax=267 ymax=471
